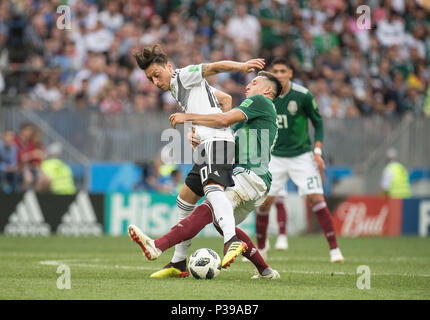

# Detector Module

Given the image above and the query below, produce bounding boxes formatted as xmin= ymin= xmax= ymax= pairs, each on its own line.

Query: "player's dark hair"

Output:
xmin=269 ymin=57 xmax=291 ymax=70
xmin=258 ymin=71 xmax=283 ymax=99
xmin=134 ymin=44 xmax=168 ymax=70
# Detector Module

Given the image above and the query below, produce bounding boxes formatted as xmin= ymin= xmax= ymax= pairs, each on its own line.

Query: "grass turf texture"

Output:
xmin=0 ymin=235 xmax=429 ymax=300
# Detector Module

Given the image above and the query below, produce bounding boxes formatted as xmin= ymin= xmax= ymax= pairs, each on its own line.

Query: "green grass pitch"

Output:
xmin=0 ymin=235 xmax=429 ymax=300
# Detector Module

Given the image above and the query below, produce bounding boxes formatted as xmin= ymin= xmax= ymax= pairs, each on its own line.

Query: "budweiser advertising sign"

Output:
xmin=332 ymin=196 xmax=402 ymax=237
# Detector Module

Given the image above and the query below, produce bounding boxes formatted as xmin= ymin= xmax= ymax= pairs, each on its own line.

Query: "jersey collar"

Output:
xmin=279 ymin=80 xmax=291 ymax=99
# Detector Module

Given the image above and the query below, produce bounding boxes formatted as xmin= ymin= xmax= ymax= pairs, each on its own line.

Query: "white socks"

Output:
xmin=204 ymin=184 xmax=236 ymax=243
xmin=171 ymin=197 xmax=195 ymax=263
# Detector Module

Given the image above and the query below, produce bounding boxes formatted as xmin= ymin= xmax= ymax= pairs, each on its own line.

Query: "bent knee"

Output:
xmin=307 ymin=193 xmax=325 ymax=207
xmin=258 ymin=196 xmax=275 ymax=212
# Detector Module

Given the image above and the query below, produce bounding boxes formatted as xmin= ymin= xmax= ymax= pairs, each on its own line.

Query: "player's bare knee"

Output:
xmin=259 ymin=196 xmax=275 ymax=212
xmin=307 ymin=194 xmax=324 ymax=207
xmin=179 ymin=184 xmax=200 ymax=204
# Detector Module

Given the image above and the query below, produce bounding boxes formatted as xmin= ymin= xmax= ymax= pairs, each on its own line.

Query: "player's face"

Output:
xmin=145 ymin=63 xmax=173 ymax=91
xmin=270 ymin=64 xmax=292 ymax=89
xmin=245 ymin=76 xmax=267 ymax=98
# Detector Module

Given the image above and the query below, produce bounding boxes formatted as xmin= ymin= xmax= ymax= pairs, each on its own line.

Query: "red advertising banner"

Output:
xmin=332 ymin=196 xmax=402 ymax=237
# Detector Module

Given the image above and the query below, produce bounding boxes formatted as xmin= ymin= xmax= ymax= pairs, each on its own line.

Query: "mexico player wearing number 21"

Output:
xmin=255 ymin=57 xmax=344 ymax=263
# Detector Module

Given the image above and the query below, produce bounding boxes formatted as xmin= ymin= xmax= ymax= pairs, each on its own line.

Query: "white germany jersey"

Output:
xmin=169 ymin=64 xmax=234 ymax=143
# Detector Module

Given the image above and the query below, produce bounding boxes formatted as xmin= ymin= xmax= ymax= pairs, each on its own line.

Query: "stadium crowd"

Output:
xmin=0 ymin=0 xmax=429 ymax=118
xmin=0 ymin=0 xmax=430 ymax=118
xmin=0 ymin=123 xmax=76 ymax=193
xmin=1 ymin=0 xmax=430 ymax=195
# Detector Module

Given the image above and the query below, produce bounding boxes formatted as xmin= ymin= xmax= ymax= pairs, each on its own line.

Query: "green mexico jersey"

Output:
xmin=232 ymin=94 xmax=278 ymax=190
xmin=272 ymin=81 xmax=324 ymax=158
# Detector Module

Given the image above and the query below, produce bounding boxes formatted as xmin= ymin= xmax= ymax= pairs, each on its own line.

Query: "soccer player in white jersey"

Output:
xmin=128 ymin=71 xmax=282 ymax=279
xmin=132 ymin=44 xmax=265 ymax=275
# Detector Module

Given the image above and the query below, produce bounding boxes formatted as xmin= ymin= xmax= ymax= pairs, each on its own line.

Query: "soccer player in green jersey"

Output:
xmin=255 ymin=57 xmax=344 ymax=263
xmin=128 ymin=72 xmax=282 ymax=279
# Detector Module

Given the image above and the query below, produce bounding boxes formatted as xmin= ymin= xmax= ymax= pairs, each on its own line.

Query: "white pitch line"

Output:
xmin=39 ymin=260 xmax=156 ymax=271
xmin=267 ymin=256 xmax=430 ymax=263
xmin=38 ymin=260 xmax=430 ymax=278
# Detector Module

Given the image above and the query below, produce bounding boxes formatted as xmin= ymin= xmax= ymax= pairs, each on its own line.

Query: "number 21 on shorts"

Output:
xmin=307 ymin=175 xmax=321 ymax=190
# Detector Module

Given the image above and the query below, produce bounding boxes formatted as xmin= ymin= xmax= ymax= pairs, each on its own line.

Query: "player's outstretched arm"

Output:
xmin=169 ymin=109 xmax=246 ymax=129
xmin=202 ymin=59 xmax=265 ymax=78
xmin=214 ymin=89 xmax=232 ymax=112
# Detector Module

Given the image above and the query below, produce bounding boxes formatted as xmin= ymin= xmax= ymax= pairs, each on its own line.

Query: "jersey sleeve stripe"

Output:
xmin=177 ymin=73 xmax=191 ymax=111
xmin=205 ymin=81 xmax=219 ymax=109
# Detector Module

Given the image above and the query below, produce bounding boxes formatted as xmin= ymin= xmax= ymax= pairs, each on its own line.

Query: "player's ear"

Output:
xmin=263 ymin=85 xmax=272 ymax=97
xmin=166 ymin=61 xmax=173 ymax=72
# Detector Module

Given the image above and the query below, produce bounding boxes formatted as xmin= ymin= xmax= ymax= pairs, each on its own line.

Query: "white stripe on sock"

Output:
xmin=312 ymin=201 xmax=327 ymax=212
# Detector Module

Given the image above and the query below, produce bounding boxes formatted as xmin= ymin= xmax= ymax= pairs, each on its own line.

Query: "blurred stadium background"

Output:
xmin=0 ymin=0 xmax=429 ymax=240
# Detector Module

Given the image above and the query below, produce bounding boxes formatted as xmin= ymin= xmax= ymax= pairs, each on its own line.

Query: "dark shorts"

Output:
xmin=185 ymin=140 xmax=235 ymax=197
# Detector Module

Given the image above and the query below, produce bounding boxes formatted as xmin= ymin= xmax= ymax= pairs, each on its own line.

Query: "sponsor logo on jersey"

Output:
xmin=240 ymin=98 xmax=253 ymax=108
xmin=287 ymin=101 xmax=298 ymax=115
xmin=188 ymin=65 xmax=199 ymax=72
xmin=4 ymin=191 xmax=51 ymax=236
xmin=57 ymin=191 xmax=103 ymax=236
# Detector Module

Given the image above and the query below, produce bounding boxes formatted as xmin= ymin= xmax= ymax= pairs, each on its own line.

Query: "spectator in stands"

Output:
xmin=376 ymin=9 xmax=406 ymax=48
xmin=403 ymin=87 xmax=425 ymax=116
xmin=132 ymin=93 xmax=147 ymax=114
xmin=99 ymin=82 xmax=123 ymax=113
xmin=28 ymin=127 xmax=47 ymax=170
xmin=73 ymin=52 xmax=108 ymax=100
xmin=22 ymin=126 xmax=47 ymax=191
xmin=40 ymin=142 xmax=76 ymax=195
xmin=99 ymin=0 xmax=124 ymax=32
xmin=165 ymin=169 xmax=183 ymax=195
xmin=226 ymin=2 xmax=261 ymax=55
xmin=31 ymin=71 xmax=64 ymax=110
xmin=14 ymin=123 xmax=35 ymax=191
xmin=140 ymin=156 xmax=173 ymax=194
xmin=84 ymin=18 xmax=114 ymax=53
xmin=380 ymin=148 xmax=411 ymax=199
xmin=0 ymin=0 xmax=428 ymax=119
xmin=321 ymin=47 xmax=345 ymax=85
xmin=0 ymin=130 xmax=18 ymax=193
xmin=292 ymin=29 xmax=318 ymax=75
xmin=313 ymin=18 xmax=340 ymax=55
xmin=347 ymin=58 xmax=369 ymax=108
xmin=257 ymin=0 xmax=290 ymax=50
xmin=116 ymin=80 xmax=132 ymax=113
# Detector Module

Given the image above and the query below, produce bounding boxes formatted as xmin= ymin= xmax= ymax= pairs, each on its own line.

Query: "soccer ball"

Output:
xmin=188 ymin=248 xmax=221 ymax=279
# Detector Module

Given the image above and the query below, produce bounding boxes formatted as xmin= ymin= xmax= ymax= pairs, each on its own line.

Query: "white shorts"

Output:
xmin=268 ymin=152 xmax=324 ymax=197
xmin=224 ymin=167 xmax=268 ymax=225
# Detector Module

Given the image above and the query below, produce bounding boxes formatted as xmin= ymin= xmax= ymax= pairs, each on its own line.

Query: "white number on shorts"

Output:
xmin=307 ymin=176 xmax=321 ymax=190
xmin=200 ymin=166 xmax=208 ymax=184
